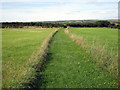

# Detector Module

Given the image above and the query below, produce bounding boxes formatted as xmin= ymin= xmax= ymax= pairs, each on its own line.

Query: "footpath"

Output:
xmin=38 ymin=28 xmax=117 ymax=88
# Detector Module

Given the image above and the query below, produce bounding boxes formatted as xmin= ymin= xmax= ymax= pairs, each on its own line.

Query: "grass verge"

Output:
xmin=65 ymin=28 xmax=118 ymax=79
xmin=20 ymin=29 xmax=59 ymax=88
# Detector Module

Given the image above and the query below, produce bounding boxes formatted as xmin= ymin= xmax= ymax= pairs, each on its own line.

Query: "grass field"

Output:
xmin=38 ymin=29 xmax=117 ymax=88
xmin=2 ymin=27 xmax=118 ymax=88
xmin=68 ymin=28 xmax=118 ymax=78
xmin=69 ymin=28 xmax=118 ymax=53
xmin=2 ymin=28 xmax=56 ymax=88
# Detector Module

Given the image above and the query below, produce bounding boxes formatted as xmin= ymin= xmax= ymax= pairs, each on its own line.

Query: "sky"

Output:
xmin=0 ymin=0 xmax=119 ymax=22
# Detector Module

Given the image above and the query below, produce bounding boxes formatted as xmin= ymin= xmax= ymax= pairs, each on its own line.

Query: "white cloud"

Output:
xmin=0 ymin=0 xmax=118 ymax=22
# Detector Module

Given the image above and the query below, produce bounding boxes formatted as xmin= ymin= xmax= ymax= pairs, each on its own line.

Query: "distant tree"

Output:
xmin=95 ymin=20 xmax=110 ymax=27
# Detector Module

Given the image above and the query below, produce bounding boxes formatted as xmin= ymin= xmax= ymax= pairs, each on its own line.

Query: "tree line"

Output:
xmin=1 ymin=22 xmax=64 ymax=28
xmin=66 ymin=21 xmax=119 ymax=29
xmin=1 ymin=20 xmax=119 ymax=29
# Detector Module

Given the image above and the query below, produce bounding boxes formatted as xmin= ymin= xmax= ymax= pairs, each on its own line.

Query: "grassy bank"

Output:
xmin=39 ymin=28 xmax=117 ymax=88
xmin=2 ymin=28 xmax=57 ymax=88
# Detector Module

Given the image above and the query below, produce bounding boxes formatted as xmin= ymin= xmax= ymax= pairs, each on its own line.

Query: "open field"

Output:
xmin=2 ymin=27 xmax=118 ymax=88
xmin=2 ymin=28 xmax=57 ymax=88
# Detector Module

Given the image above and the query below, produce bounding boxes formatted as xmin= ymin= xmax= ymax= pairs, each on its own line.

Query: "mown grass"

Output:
xmin=2 ymin=28 xmax=56 ymax=88
xmin=68 ymin=27 xmax=118 ymax=79
xmin=39 ymin=29 xmax=117 ymax=88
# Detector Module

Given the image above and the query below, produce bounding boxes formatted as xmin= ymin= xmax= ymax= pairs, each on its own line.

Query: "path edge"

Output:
xmin=18 ymin=29 xmax=59 ymax=88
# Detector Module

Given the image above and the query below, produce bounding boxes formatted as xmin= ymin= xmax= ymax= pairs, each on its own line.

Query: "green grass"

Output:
xmin=69 ymin=28 xmax=118 ymax=54
xmin=2 ymin=28 xmax=56 ymax=88
xmin=2 ymin=28 xmax=118 ymax=88
xmin=68 ymin=28 xmax=118 ymax=78
xmin=39 ymin=29 xmax=117 ymax=88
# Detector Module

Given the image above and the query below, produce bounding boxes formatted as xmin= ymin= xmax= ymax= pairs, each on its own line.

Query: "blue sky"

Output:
xmin=0 ymin=0 xmax=119 ymax=22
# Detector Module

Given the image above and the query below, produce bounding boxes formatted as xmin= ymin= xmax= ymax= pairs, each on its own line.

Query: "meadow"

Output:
xmin=2 ymin=27 xmax=118 ymax=88
xmin=2 ymin=28 xmax=57 ymax=88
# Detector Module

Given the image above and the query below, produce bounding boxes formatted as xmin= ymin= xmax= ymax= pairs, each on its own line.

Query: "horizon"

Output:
xmin=0 ymin=19 xmax=118 ymax=23
xmin=0 ymin=0 xmax=119 ymax=22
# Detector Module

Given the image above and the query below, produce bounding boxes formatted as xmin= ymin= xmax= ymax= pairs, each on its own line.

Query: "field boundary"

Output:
xmin=65 ymin=28 xmax=118 ymax=79
xmin=17 ymin=29 xmax=59 ymax=88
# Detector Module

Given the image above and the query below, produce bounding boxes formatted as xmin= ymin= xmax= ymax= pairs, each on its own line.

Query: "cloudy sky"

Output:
xmin=0 ymin=0 xmax=119 ymax=22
